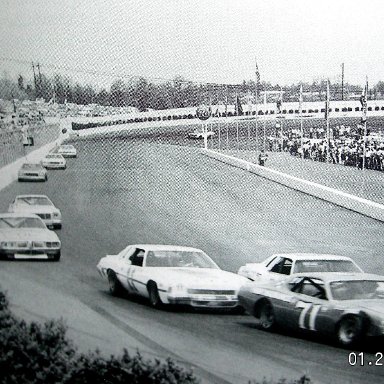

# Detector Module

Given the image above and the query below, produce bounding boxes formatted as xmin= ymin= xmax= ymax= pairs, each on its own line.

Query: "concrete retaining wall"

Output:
xmin=204 ymin=150 xmax=384 ymax=222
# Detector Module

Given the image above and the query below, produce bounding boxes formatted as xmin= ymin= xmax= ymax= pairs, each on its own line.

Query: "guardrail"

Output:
xmin=204 ymin=149 xmax=384 ymax=222
xmin=70 ymin=100 xmax=384 ymax=131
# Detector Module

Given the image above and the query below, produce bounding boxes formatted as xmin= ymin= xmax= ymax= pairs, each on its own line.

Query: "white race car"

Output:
xmin=97 ymin=244 xmax=248 ymax=309
xmin=238 ymin=253 xmax=363 ymax=282
xmin=187 ymin=129 xmax=215 ymax=139
xmin=0 ymin=213 xmax=61 ymax=261
xmin=57 ymin=144 xmax=77 ymax=158
xmin=8 ymin=195 xmax=62 ymax=229
xmin=41 ymin=153 xmax=66 ymax=169
xmin=18 ymin=163 xmax=47 ymax=182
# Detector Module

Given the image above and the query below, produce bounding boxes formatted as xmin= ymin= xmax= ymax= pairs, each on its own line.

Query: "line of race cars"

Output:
xmin=2 ymin=140 xmax=384 ymax=348
xmin=0 ymin=144 xmax=77 ymax=261
xmin=97 ymin=245 xmax=384 ymax=348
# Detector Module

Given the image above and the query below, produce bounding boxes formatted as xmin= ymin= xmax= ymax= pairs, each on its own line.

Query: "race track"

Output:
xmin=0 ymin=129 xmax=383 ymax=384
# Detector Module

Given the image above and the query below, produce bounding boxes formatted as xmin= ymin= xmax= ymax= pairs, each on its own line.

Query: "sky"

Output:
xmin=0 ymin=0 xmax=383 ymax=88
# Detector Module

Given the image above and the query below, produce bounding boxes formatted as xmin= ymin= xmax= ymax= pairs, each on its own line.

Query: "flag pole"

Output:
xmin=326 ymin=80 xmax=330 ymax=163
xmin=299 ymin=85 xmax=303 ymax=159
xmin=362 ymin=77 xmax=368 ymax=170
xmin=280 ymin=87 xmax=284 ymax=152
xmin=255 ymin=58 xmax=260 ymax=155
xmin=263 ymin=87 xmax=266 ymax=152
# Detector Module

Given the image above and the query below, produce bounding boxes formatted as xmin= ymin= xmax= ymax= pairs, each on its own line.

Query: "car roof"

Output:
xmin=0 ymin=212 xmax=40 ymax=219
xmin=131 ymin=244 xmax=204 ymax=252
xmin=21 ymin=163 xmax=43 ymax=167
xmin=272 ymin=253 xmax=354 ymax=261
xmin=290 ymin=272 xmax=384 ymax=282
xmin=15 ymin=194 xmax=49 ymax=199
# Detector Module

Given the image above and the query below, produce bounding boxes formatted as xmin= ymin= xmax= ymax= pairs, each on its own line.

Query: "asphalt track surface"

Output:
xmin=1 ymin=124 xmax=384 ymax=384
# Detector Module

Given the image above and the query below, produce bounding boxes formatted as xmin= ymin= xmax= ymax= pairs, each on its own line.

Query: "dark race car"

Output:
xmin=239 ymin=272 xmax=384 ymax=348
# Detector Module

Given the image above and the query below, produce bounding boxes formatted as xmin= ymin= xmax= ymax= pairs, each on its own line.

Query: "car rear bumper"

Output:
xmin=18 ymin=175 xmax=46 ymax=181
xmin=43 ymin=163 xmax=66 ymax=169
xmin=60 ymin=153 xmax=76 ymax=158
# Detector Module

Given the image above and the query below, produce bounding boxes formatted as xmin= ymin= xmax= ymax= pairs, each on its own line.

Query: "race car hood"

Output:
xmin=11 ymin=206 xmax=58 ymax=214
xmin=0 ymin=228 xmax=59 ymax=242
xmin=150 ymin=268 xmax=248 ymax=289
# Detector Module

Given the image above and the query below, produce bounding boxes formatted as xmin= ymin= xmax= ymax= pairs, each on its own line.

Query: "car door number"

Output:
xmin=295 ymin=301 xmax=322 ymax=331
xmin=127 ymin=268 xmax=138 ymax=292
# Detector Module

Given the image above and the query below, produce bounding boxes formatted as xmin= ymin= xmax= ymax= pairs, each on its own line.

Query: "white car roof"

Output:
xmin=131 ymin=244 xmax=204 ymax=252
xmin=272 ymin=253 xmax=354 ymax=261
xmin=0 ymin=212 xmax=40 ymax=219
xmin=21 ymin=163 xmax=43 ymax=168
xmin=15 ymin=194 xmax=49 ymax=199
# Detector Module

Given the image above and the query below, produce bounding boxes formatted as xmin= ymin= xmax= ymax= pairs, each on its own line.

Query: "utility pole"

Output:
xmin=32 ymin=62 xmax=38 ymax=98
xmin=341 ymin=63 xmax=344 ymax=101
xmin=37 ymin=63 xmax=43 ymax=100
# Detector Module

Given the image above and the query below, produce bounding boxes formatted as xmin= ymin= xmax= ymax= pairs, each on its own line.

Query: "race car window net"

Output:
xmin=270 ymin=258 xmax=292 ymax=275
xmin=290 ymin=277 xmax=327 ymax=299
xmin=129 ymin=249 xmax=145 ymax=266
xmin=0 ymin=217 xmax=46 ymax=229
xmin=330 ymin=280 xmax=384 ymax=300
xmin=145 ymin=250 xmax=219 ymax=269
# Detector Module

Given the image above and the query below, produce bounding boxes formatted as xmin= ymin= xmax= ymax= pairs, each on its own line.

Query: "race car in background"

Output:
xmin=239 ymin=272 xmax=384 ymax=347
xmin=18 ymin=163 xmax=47 ymax=182
xmin=187 ymin=129 xmax=215 ymax=139
xmin=57 ymin=144 xmax=77 ymax=158
xmin=97 ymin=244 xmax=248 ymax=309
xmin=41 ymin=153 xmax=66 ymax=169
xmin=8 ymin=195 xmax=62 ymax=229
xmin=238 ymin=253 xmax=363 ymax=282
xmin=0 ymin=213 xmax=61 ymax=261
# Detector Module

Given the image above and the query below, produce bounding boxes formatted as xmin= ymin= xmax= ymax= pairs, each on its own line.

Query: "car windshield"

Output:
xmin=21 ymin=163 xmax=41 ymax=170
xmin=330 ymin=280 xmax=384 ymax=300
xmin=145 ymin=250 xmax=219 ymax=269
xmin=17 ymin=197 xmax=52 ymax=206
xmin=294 ymin=260 xmax=361 ymax=273
xmin=0 ymin=217 xmax=46 ymax=229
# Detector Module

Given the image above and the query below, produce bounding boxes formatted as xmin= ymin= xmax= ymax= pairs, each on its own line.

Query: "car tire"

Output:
xmin=45 ymin=175 xmax=48 ymax=181
xmin=147 ymin=281 xmax=163 ymax=309
xmin=54 ymin=223 xmax=62 ymax=229
xmin=258 ymin=300 xmax=276 ymax=330
xmin=336 ymin=315 xmax=364 ymax=347
xmin=107 ymin=270 xmax=123 ymax=296
xmin=53 ymin=251 xmax=61 ymax=261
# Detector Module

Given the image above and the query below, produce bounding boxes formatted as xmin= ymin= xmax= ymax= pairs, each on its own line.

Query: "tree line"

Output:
xmin=1 ymin=72 xmax=384 ymax=112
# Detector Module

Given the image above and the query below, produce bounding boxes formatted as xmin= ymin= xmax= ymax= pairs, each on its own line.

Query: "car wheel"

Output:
xmin=53 ymin=251 xmax=61 ymax=261
xmin=147 ymin=282 xmax=162 ymax=308
xmin=258 ymin=300 xmax=276 ymax=330
xmin=45 ymin=175 xmax=48 ymax=181
xmin=336 ymin=316 xmax=364 ymax=347
xmin=107 ymin=270 xmax=123 ymax=296
xmin=54 ymin=223 xmax=62 ymax=229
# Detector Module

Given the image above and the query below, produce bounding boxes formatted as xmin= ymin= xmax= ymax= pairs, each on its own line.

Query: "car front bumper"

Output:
xmin=0 ymin=249 xmax=60 ymax=260
xmin=168 ymin=294 xmax=239 ymax=308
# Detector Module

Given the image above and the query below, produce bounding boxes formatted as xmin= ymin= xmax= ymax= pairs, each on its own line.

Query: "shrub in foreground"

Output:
xmin=0 ymin=290 xmax=312 ymax=384
xmin=0 ymin=290 xmax=198 ymax=384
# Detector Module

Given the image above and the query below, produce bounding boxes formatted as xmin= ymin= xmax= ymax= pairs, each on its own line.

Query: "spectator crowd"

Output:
xmin=271 ymin=125 xmax=384 ymax=171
